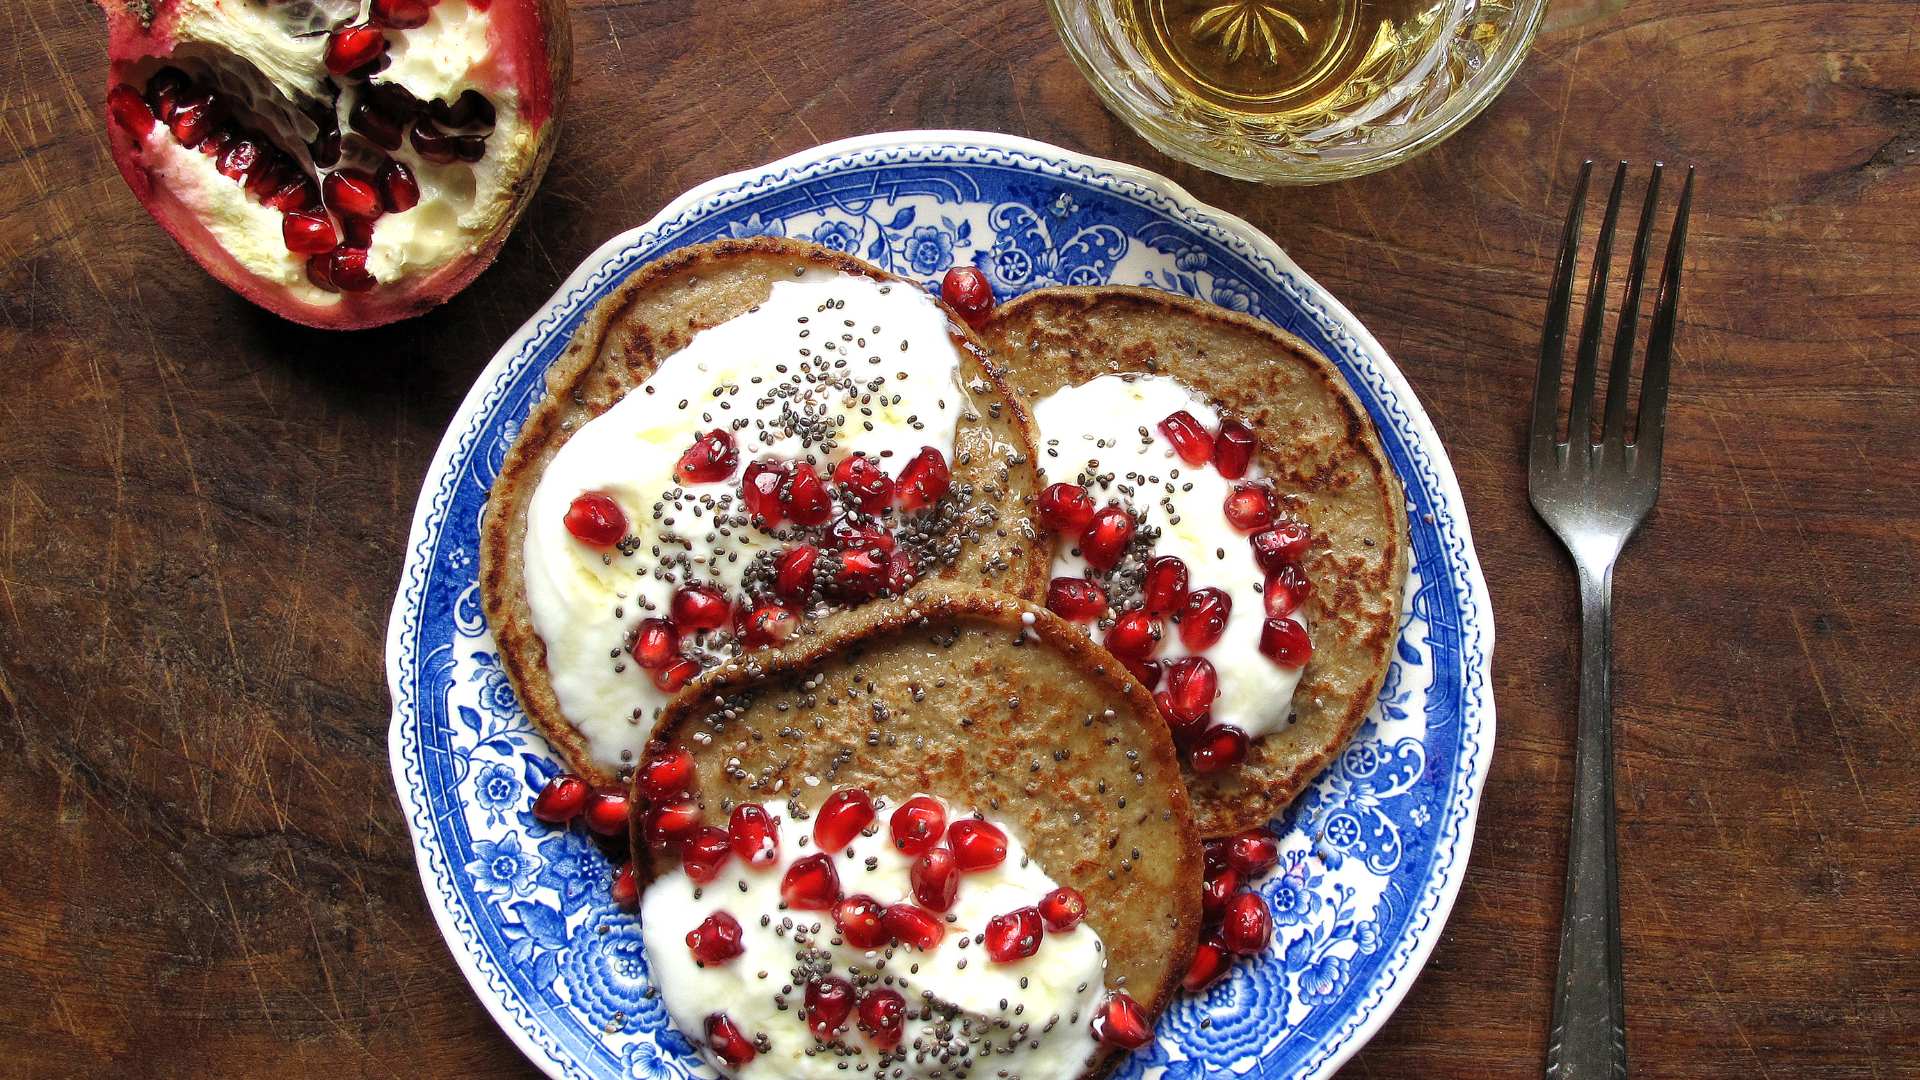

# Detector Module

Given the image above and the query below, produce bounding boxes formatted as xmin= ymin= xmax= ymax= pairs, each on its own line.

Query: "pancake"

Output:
xmin=633 ymin=584 xmax=1202 ymax=1079
xmin=980 ymin=287 xmax=1409 ymax=837
xmin=480 ymin=238 xmax=1048 ymax=786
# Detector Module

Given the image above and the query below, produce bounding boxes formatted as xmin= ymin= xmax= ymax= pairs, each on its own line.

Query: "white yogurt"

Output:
xmin=1032 ymin=373 xmax=1308 ymax=739
xmin=522 ymin=272 xmax=969 ymax=772
xmin=641 ymin=796 xmax=1107 ymax=1079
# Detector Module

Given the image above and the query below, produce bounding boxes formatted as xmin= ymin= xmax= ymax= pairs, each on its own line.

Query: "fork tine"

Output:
xmin=1566 ymin=162 xmax=1628 ymax=447
xmin=1601 ymin=164 xmax=1663 ymax=444
xmin=1532 ymin=160 xmax=1594 ymax=457
xmin=1633 ymin=166 xmax=1695 ymax=463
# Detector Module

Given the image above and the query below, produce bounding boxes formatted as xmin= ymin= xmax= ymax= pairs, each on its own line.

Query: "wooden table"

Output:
xmin=3 ymin=1 xmax=1914 ymax=1076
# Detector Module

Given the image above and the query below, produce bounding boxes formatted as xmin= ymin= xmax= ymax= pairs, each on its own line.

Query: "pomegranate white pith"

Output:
xmin=100 ymin=0 xmax=567 ymax=328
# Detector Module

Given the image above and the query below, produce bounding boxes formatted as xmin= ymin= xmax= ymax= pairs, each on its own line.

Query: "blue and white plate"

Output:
xmin=387 ymin=131 xmax=1494 ymax=1080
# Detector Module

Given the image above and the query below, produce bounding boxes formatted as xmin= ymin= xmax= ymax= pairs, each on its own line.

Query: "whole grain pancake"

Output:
xmin=633 ymin=584 xmax=1202 ymax=1079
xmin=480 ymin=238 xmax=1047 ymax=787
xmin=981 ymin=287 xmax=1409 ymax=837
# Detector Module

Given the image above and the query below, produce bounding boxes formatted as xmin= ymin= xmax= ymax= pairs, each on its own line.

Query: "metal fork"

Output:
xmin=1530 ymin=160 xmax=1694 ymax=1080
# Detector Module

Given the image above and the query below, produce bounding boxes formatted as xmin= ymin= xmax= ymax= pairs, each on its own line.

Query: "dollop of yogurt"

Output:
xmin=522 ymin=271 xmax=971 ymax=772
xmin=642 ymin=796 xmax=1107 ymax=1079
xmin=1032 ymin=373 xmax=1308 ymax=740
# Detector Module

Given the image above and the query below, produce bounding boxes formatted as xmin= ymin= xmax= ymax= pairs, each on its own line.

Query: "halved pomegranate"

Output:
xmin=100 ymin=0 xmax=570 ymax=328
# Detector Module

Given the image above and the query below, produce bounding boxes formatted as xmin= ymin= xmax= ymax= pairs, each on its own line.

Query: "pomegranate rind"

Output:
xmin=97 ymin=0 xmax=572 ymax=329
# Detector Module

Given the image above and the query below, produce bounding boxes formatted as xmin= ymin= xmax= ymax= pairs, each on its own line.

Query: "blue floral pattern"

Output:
xmin=388 ymin=136 xmax=1494 ymax=1080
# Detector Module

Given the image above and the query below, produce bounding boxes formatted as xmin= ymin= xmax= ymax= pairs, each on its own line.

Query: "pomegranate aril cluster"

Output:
xmin=1183 ymin=829 xmax=1279 ymax=993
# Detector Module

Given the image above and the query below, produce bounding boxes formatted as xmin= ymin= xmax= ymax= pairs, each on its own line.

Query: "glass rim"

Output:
xmin=1048 ymin=0 xmax=1550 ymax=184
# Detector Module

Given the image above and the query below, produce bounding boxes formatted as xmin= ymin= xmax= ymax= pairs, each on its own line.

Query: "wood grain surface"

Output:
xmin=2 ymin=1 xmax=1915 ymax=1077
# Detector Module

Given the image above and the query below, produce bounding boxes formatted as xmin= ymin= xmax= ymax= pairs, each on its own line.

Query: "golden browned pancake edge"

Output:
xmin=635 ymin=583 xmax=1203 ymax=1080
xmin=981 ymin=286 xmax=1410 ymax=837
xmin=478 ymin=237 xmax=1049 ymax=787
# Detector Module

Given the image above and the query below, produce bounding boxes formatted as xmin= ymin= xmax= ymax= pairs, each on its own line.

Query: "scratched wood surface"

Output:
xmin=2 ymin=0 xmax=1916 ymax=1076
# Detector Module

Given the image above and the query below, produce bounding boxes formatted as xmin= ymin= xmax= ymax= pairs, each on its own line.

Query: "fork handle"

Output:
xmin=1545 ymin=561 xmax=1629 ymax=1080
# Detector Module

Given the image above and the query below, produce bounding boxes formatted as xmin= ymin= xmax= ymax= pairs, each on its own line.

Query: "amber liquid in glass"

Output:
xmin=1120 ymin=0 xmax=1455 ymax=119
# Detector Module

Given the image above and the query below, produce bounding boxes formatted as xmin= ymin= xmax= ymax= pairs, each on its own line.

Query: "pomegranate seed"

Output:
xmin=889 ymin=795 xmax=947 ymax=856
xmin=705 ymin=1012 xmax=755 ymax=1067
xmin=108 ymin=84 xmax=156 ymax=137
xmin=773 ymin=546 xmax=818 ymax=600
xmin=1141 ymin=555 xmax=1189 ymax=616
xmin=215 ymin=137 xmax=262 ymax=182
xmin=780 ymin=853 xmax=841 ymax=910
xmin=1091 ymin=991 xmax=1152 ymax=1050
xmin=1104 ymin=610 xmax=1161 ymax=661
xmin=370 ymin=0 xmax=433 ymax=29
xmin=531 ymin=774 xmax=588 ymax=823
xmin=833 ymin=894 xmax=890 ymax=949
xmin=1178 ymin=588 xmax=1232 ymax=652
xmin=985 ymin=907 xmax=1044 ymax=963
xmin=324 ymin=24 xmax=388 ymax=76
xmin=1223 ymin=482 xmax=1276 ymax=531
xmin=1160 ymin=656 xmax=1218 ymax=724
xmin=740 ymin=460 xmax=787 ymax=525
xmin=835 ymin=545 xmax=889 ymax=598
xmin=882 ymin=903 xmax=945 ymax=950
xmin=630 ymin=618 xmax=679 ymax=669
xmin=813 ymin=787 xmax=875 ymax=852
xmin=681 ymin=825 xmax=732 ymax=883
xmin=1039 ymin=886 xmax=1086 ymax=932
xmin=1251 ymin=520 xmax=1312 ymax=572
xmin=1189 ymin=725 xmax=1250 ymax=775
xmin=648 ymin=794 xmax=702 ymax=846
xmin=1036 ymin=482 xmax=1096 ymax=531
xmin=1123 ymin=656 xmax=1162 ymax=691
xmin=1046 ymin=577 xmax=1108 ymax=621
xmin=1214 ymin=417 xmax=1258 ymax=478
xmin=1228 ymin=831 xmax=1279 ymax=877
xmin=281 ymin=211 xmax=337 ymax=255
xmin=582 ymin=788 xmax=629 ymax=836
xmin=832 ymin=453 xmax=895 ymax=513
xmin=1158 ymin=410 xmax=1214 ymax=466
xmin=939 ymin=264 xmax=995 ymax=325
xmin=610 ymin=862 xmax=638 ymax=910
xmin=1260 ymin=616 xmax=1313 ymax=668
xmin=264 ymin=177 xmax=320 ymax=213
xmin=653 ymin=655 xmax=699 ymax=692
xmin=781 ymin=461 xmax=832 ymax=525
xmin=742 ymin=604 xmax=799 ymax=647
xmin=725 ymin=803 xmax=779 ymax=866
xmin=639 ymin=748 xmax=694 ymax=800
xmin=894 ymin=447 xmax=951 ymax=511
xmin=1159 ymin=691 xmax=1210 ymax=744
xmin=686 ymin=910 xmax=744 ymax=964
xmin=1264 ymin=564 xmax=1312 ymax=618
xmin=349 ymin=84 xmax=415 ymax=151
xmin=886 ymin=547 xmax=917 ymax=594
xmin=805 ymin=976 xmax=855 ymax=1040
xmin=166 ymin=90 xmax=220 ymax=148
xmin=858 ymin=988 xmax=906 ymax=1049
xmin=947 ymin=818 xmax=1007 ymax=872
xmin=374 ymin=157 xmax=420 ymax=212
xmin=671 ymin=585 xmax=731 ymax=630
xmin=323 ymin=168 xmax=383 ymax=221
xmin=324 ymin=247 xmax=377 ymax=293
xmin=1201 ymin=868 xmax=1240 ymax=922
xmin=143 ymin=67 xmax=191 ymax=120
xmin=1220 ymin=891 xmax=1273 ymax=954
xmin=910 ymin=847 xmax=960 ymax=911
xmin=1079 ymin=506 xmax=1136 ymax=570
xmin=1202 ymin=837 xmax=1230 ymax=878
xmin=676 ymin=429 xmax=738 ymax=484
xmin=197 ymin=124 xmax=235 ymax=159
xmin=410 ymin=117 xmax=484 ymax=164
xmin=829 ymin=521 xmax=895 ymax=555
xmin=1183 ymin=932 xmax=1232 ymax=992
